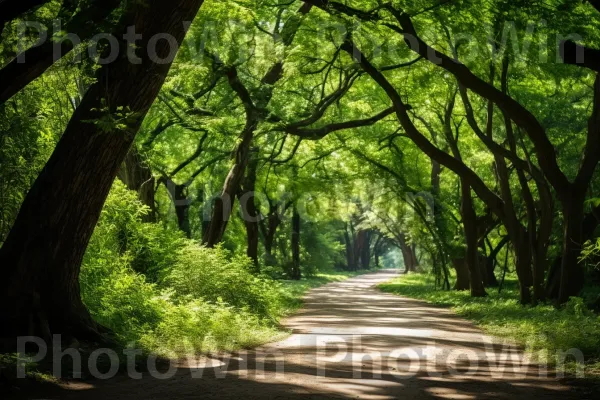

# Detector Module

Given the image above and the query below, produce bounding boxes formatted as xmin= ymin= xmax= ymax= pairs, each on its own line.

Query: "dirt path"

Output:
xmin=12 ymin=270 xmax=580 ymax=399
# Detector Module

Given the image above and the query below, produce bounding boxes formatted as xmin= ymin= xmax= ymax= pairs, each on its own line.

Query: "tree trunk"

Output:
xmin=411 ymin=243 xmax=419 ymax=271
xmin=0 ymin=0 xmax=206 ymax=347
xmin=461 ymin=181 xmax=487 ymax=297
xmin=484 ymin=236 xmax=509 ymax=287
xmin=354 ymin=230 xmax=371 ymax=269
xmin=261 ymin=215 xmax=280 ymax=266
xmin=548 ymin=203 xmax=599 ymax=299
xmin=513 ymin=231 xmax=533 ymax=304
xmin=238 ymin=150 xmax=260 ymax=271
xmin=452 ymin=258 xmax=471 ymax=291
xmin=397 ymin=233 xmax=416 ymax=273
xmin=373 ymin=235 xmax=382 ymax=268
xmin=291 ymin=204 xmax=301 ymax=280
xmin=558 ymin=194 xmax=586 ymax=303
xmin=173 ymin=184 xmax=191 ymax=238
xmin=344 ymin=225 xmax=355 ymax=270
xmin=203 ymin=121 xmax=256 ymax=247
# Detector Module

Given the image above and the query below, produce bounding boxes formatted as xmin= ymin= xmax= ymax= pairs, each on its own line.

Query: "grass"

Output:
xmin=379 ymin=273 xmax=600 ymax=380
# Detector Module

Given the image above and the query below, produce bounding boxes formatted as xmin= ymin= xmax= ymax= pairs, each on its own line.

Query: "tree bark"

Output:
xmin=461 ymin=181 xmax=487 ymax=297
xmin=238 ymin=150 xmax=260 ymax=271
xmin=397 ymin=233 xmax=416 ymax=273
xmin=0 ymin=0 xmax=206 ymax=347
xmin=354 ymin=229 xmax=371 ymax=269
xmin=202 ymin=4 xmax=311 ymax=247
xmin=452 ymin=258 xmax=471 ymax=291
xmin=203 ymin=97 xmax=256 ymax=247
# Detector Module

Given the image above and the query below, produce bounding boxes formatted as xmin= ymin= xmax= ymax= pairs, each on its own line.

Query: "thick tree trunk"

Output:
xmin=291 ymin=205 xmax=301 ymax=280
xmin=0 ymin=0 xmax=205 ymax=347
xmin=410 ymin=243 xmax=419 ymax=271
xmin=117 ymin=147 xmax=156 ymax=222
xmin=373 ymin=235 xmax=382 ymax=268
xmin=397 ymin=233 xmax=416 ymax=273
xmin=548 ymin=203 xmax=600 ymax=298
xmin=260 ymin=198 xmax=289 ymax=266
xmin=461 ymin=181 xmax=487 ymax=297
xmin=354 ymin=230 xmax=371 ymax=269
xmin=238 ymin=150 xmax=260 ymax=271
xmin=558 ymin=194 xmax=586 ymax=303
xmin=203 ymin=121 xmax=256 ymax=247
xmin=452 ymin=258 xmax=471 ymax=291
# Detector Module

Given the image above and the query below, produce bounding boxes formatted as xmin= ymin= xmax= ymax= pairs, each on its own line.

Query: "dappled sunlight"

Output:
xmin=16 ymin=271 xmax=578 ymax=400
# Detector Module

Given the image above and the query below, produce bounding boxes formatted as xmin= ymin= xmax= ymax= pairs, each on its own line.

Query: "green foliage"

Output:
xmin=164 ymin=244 xmax=282 ymax=319
xmin=80 ymin=182 xmax=284 ymax=355
xmin=380 ymin=273 xmax=600 ymax=379
xmin=77 ymin=182 xmax=363 ymax=356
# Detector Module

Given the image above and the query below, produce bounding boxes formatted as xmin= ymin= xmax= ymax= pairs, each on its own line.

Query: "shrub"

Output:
xmin=79 ymin=181 xmax=283 ymax=356
xmin=164 ymin=244 xmax=282 ymax=319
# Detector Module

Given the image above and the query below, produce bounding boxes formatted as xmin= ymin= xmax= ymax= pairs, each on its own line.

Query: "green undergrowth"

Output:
xmin=379 ymin=273 xmax=600 ymax=381
xmin=80 ymin=182 xmax=367 ymax=357
xmin=2 ymin=182 xmax=372 ymax=384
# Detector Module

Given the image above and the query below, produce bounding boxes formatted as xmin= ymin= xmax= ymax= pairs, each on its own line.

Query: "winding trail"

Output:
xmin=15 ymin=270 xmax=579 ymax=399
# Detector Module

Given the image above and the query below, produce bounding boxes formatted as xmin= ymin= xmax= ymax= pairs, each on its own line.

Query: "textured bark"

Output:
xmin=0 ymin=0 xmax=206 ymax=346
xmin=484 ymin=236 xmax=509 ymax=287
xmin=442 ymin=91 xmax=486 ymax=297
xmin=373 ymin=236 xmax=382 ymax=268
xmin=354 ymin=230 xmax=372 ymax=269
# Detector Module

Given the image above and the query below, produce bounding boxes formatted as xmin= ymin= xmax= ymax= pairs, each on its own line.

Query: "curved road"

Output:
xmin=15 ymin=270 xmax=579 ymax=399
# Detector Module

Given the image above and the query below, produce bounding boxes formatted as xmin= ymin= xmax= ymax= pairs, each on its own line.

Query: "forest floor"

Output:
xmin=7 ymin=270 xmax=588 ymax=399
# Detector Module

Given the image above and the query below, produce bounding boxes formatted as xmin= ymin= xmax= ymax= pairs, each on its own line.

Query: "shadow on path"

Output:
xmin=5 ymin=270 xmax=583 ymax=399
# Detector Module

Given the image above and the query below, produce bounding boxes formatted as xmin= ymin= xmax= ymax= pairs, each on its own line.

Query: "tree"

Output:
xmin=0 ymin=0 xmax=207 ymax=346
